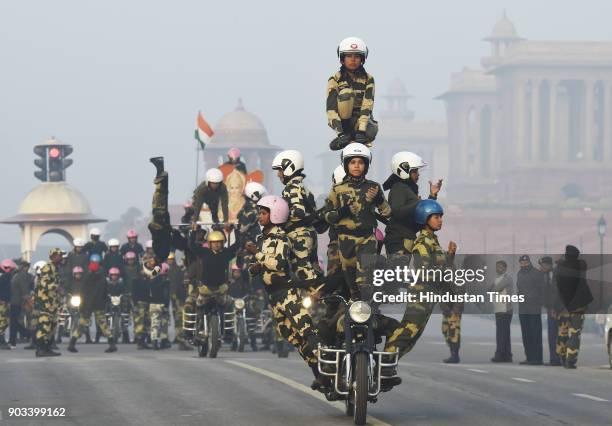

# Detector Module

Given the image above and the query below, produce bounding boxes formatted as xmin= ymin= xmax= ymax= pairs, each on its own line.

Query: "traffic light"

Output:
xmin=47 ymin=145 xmax=73 ymax=182
xmin=33 ymin=140 xmax=74 ymax=182
xmin=33 ymin=145 xmax=48 ymax=182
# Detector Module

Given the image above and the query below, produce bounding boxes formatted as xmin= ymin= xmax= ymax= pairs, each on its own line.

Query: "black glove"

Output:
xmin=373 ymin=189 xmax=385 ymax=206
xmin=330 ymin=133 xmax=351 ymax=151
xmin=337 ymin=205 xmax=352 ymax=219
xmin=354 ymin=131 xmax=368 ymax=145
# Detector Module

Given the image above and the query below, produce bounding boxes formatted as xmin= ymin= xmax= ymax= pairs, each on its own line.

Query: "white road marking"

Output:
xmin=512 ymin=377 xmax=535 ymax=383
xmin=571 ymin=393 xmax=609 ymax=402
xmin=226 ymin=360 xmax=392 ymax=426
xmin=467 ymin=368 xmax=488 ymax=373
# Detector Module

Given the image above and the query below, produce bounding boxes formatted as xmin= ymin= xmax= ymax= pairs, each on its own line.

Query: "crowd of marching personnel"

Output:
xmin=0 ymin=37 xmax=596 ymax=394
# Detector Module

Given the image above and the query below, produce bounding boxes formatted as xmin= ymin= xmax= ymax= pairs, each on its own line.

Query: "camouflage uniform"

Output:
xmin=236 ymin=198 xmax=260 ymax=271
xmin=191 ymin=180 xmax=229 ymax=224
xmin=133 ymin=301 xmax=150 ymax=339
xmin=441 ymin=308 xmax=462 ymax=349
xmin=252 ymin=225 xmax=319 ymax=367
xmin=148 ymin=171 xmax=172 ymax=262
xmin=326 ymin=68 xmax=378 ymax=143
xmin=34 ymin=261 xmax=62 ymax=345
xmin=322 ymin=177 xmax=391 ymax=300
xmin=149 ymin=303 xmax=169 ymax=342
xmin=0 ymin=301 xmax=8 ymax=339
xmin=282 ymin=175 xmax=323 ymax=287
xmin=556 ymin=308 xmax=586 ymax=365
xmin=71 ymin=311 xmax=111 ymax=340
xmin=384 ymin=228 xmax=454 ymax=358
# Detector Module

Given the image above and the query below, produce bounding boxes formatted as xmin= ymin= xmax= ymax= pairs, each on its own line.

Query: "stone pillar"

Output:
xmin=604 ymin=81 xmax=612 ymax=161
xmin=549 ymin=79 xmax=558 ymax=161
xmin=515 ymin=79 xmax=526 ymax=161
xmin=531 ymin=79 xmax=540 ymax=162
xmin=584 ymin=79 xmax=595 ymax=161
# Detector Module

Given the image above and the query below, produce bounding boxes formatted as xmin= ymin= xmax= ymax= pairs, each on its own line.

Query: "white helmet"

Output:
xmin=33 ymin=261 xmax=47 ymax=276
xmin=272 ymin=150 xmax=304 ymax=178
xmin=205 ymin=168 xmax=223 ymax=184
xmin=108 ymin=238 xmax=120 ymax=247
xmin=332 ymin=165 xmax=346 ymax=185
xmin=73 ymin=238 xmax=85 ymax=247
xmin=337 ymin=37 xmax=368 ymax=62
xmin=257 ymin=195 xmax=289 ymax=225
xmin=90 ymin=228 xmax=101 ymax=236
xmin=244 ymin=182 xmax=267 ymax=202
xmin=391 ymin=152 xmax=427 ymax=180
xmin=145 ymin=239 xmax=153 ymax=249
xmin=341 ymin=143 xmax=372 ymax=175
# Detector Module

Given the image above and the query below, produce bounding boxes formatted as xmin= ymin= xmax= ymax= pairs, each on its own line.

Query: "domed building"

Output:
xmin=1 ymin=182 xmax=105 ymax=260
xmin=202 ymin=99 xmax=281 ymax=189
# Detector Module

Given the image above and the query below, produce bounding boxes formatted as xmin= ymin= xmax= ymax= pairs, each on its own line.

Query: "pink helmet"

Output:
xmin=126 ymin=229 xmax=138 ymax=238
xmin=231 ymin=264 xmax=241 ymax=271
xmin=145 ymin=240 xmax=153 ymax=249
xmin=374 ymin=228 xmax=385 ymax=242
xmin=257 ymin=195 xmax=289 ymax=225
xmin=72 ymin=266 xmax=84 ymax=274
xmin=228 ymin=147 xmax=241 ymax=160
xmin=160 ymin=262 xmax=169 ymax=275
xmin=124 ymin=251 xmax=137 ymax=260
xmin=108 ymin=267 xmax=121 ymax=276
xmin=0 ymin=259 xmax=17 ymax=273
xmin=183 ymin=199 xmax=193 ymax=209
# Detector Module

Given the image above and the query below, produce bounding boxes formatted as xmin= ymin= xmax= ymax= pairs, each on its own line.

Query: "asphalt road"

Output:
xmin=1 ymin=316 xmax=610 ymax=426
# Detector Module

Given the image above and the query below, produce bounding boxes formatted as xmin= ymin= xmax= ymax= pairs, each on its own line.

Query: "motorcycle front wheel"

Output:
xmin=353 ymin=352 xmax=368 ymax=425
xmin=209 ymin=315 xmax=220 ymax=358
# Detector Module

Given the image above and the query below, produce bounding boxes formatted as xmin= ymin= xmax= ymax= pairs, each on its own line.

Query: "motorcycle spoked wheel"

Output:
xmin=353 ymin=352 xmax=368 ymax=425
xmin=237 ymin=320 xmax=246 ymax=353
xmin=208 ymin=315 xmax=221 ymax=358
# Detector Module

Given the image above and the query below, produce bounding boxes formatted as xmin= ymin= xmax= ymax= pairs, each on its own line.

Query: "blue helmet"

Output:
xmin=89 ymin=254 xmax=102 ymax=263
xmin=414 ymin=199 xmax=444 ymax=225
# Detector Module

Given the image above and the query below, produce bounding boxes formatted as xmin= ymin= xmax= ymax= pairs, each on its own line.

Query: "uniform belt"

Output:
xmin=337 ymin=227 xmax=373 ymax=238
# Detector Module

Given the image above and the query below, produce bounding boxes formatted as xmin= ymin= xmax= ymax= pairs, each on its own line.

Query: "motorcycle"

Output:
xmin=316 ymin=295 xmax=399 ymax=426
xmin=56 ymin=295 xmax=81 ymax=342
xmin=225 ymin=297 xmax=256 ymax=352
xmin=106 ymin=294 xmax=130 ymax=342
xmin=183 ymin=291 xmax=225 ymax=358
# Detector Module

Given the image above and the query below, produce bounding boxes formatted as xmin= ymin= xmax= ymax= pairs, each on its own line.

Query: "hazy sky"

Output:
xmin=2 ymin=0 xmax=611 ymax=245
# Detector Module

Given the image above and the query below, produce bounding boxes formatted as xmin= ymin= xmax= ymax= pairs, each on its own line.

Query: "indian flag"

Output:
xmin=195 ymin=111 xmax=214 ymax=149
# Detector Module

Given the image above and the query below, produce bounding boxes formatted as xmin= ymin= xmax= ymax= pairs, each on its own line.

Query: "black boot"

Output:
xmin=95 ymin=328 xmax=101 ymax=344
xmin=50 ymin=337 xmax=58 ymax=350
xmin=137 ymin=336 xmax=151 ymax=350
xmin=160 ymin=338 xmax=171 ymax=349
xmin=36 ymin=340 xmax=61 ymax=357
xmin=24 ymin=336 xmax=37 ymax=350
xmin=105 ymin=337 xmax=117 ymax=353
xmin=67 ymin=337 xmax=78 ymax=353
xmin=150 ymin=156 xmax=165 ymax=177
xmin=85 ymin=331 xmax=93 ymax=344
xmin=310 ymin=364 xmax=330 ymax=393
xmin=177 ymin=341 xmax=194 ymax=351
xmin=0 ymin=335 xmax=11 ymax=350
xmin=443 ymin=343 xmax=460 ymax=364
xmin=122 ymin=331 xmax=130 ymax=344
xmin=152 ymin=340 xmax=160 ymax=350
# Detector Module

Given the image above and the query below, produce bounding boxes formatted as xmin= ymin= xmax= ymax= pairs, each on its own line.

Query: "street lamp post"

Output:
xmin=597 ymin=215 xmax=606 ymax=310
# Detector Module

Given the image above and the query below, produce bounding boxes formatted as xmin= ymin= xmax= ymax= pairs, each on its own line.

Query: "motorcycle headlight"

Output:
xmin=302 ymin=296 xmax=312 ymax=309
xmin=234 ymin=298 xmax=245 ymax=310
xmin=70 ymin=295 xmax=81 ymax=307
xmin=349 ymin=301 xmax=372 ymax=324
xmin=111 ymin=296 xmax=121 ymax=306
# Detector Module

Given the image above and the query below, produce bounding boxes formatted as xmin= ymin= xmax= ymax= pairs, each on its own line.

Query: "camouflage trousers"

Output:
xmin=341 ymin=116 xmax=379 ymax=144
xmin=184 ymin=284 xmax=231 ymax=312
xmin=384 ymin=238 xmax=414 ymax=258
xmin=556 ymin=309 xmax=585 ymax=364
xmin=287 ymin=228 xmax=323 ymax=286
xmin=35 ymin=309 xmax=59 ymax=344
xmin=149 ymin=172 xmax=171 ymax=261
xmin=338 ymin=233 xmax=376 ymax=300
xmin=149 ymin=304 xmax=169 ymax=342
xmin=326 ymin=240 xmax=341 ymax=276
xmin=270 ymin=288 xmax=318 ymax=366
xmin=72 ymin=310 xmax=111 ymax=340
xmin=133 ymin=301 xmax=150 ymax=339
xmin=441 ymin=311 xmax=462 ymax=348
xmin=384 ymin=283 xmax=444 ymax=358
xmin=171 ymin=295 xmax=185 ymax=342
xmin=0 ymin=301 xmax=8 ymax=335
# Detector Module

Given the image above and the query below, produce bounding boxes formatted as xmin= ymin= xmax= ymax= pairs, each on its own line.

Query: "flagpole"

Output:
xmin=195 ymin=142 xmax=200 ymax=187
